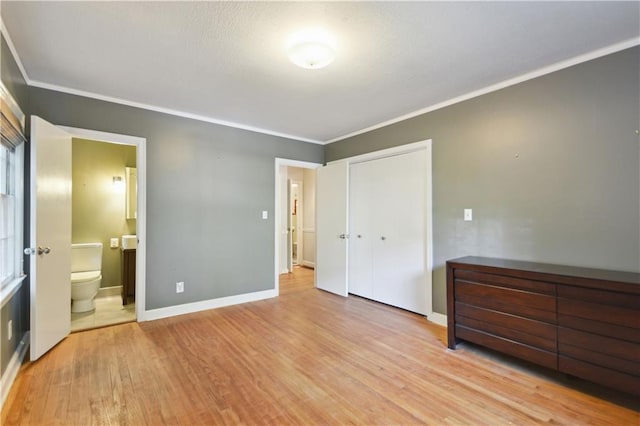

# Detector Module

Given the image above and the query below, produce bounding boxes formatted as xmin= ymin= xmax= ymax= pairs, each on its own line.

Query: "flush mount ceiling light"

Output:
xmin=286 ymin=29 xmax=336 ymax=70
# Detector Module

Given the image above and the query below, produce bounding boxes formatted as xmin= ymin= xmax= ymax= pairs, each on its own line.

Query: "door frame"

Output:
xmin=59 ymin=126 xmax=147 ymax=321
xmin=328 ymin=140 xmax=443 ymax=326
xmin=274 ymin=158 xmax=322 ymax=295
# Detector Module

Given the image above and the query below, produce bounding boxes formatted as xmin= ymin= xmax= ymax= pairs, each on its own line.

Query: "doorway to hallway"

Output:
xmin=274 ymin=158 xmax=322 ymax=296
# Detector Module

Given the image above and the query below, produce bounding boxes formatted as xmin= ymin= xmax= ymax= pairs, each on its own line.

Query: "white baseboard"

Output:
xmin=427 ymin=312 xmax=447 ymax=327
xmin=139 ymin=289 xmax=277 ymax=322
xmin=1 ymin=331 xmax=29 ymax=409
xmin=97 ymin=285 xmax=122 ymax=298
xmin=301 ymin=260 xmax=315 ymax=268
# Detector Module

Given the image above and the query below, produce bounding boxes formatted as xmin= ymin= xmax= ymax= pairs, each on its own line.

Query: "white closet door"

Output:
xmin=316 ymin=162 xmax=349 ymax=297
xmin=348 ymin=161 xmax=375 ymax=298
xmin=372 ymin=151 xmax=426 ymax=314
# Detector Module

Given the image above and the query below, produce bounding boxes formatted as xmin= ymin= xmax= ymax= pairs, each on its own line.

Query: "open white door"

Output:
xmin=315 ymin=162 xmax=348 ymax=296
xmin=28 ymin=116 xmax=72 ymax=361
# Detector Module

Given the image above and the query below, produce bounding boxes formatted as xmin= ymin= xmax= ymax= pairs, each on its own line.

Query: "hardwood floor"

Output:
xmin=278 ymin=265 xmax=315 ymax=296
xmin=2 ymin=267 xmax=638 ymax=425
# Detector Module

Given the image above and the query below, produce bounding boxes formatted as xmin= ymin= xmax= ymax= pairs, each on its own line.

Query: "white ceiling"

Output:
xmin=2 ymin=1 xmax=639 ymax=144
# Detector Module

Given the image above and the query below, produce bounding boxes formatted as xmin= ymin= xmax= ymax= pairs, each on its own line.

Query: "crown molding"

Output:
xmin=28 ymin=79 xmax=323 ymax=144
xmin=0 ymin=18 xmax=30 ymax=85
xmin=325 ymin=37 xmax=640 ymax=144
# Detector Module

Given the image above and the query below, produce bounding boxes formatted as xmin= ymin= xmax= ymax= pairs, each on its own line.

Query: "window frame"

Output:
xmin=0 ymin=82 xmax=26 ymax=307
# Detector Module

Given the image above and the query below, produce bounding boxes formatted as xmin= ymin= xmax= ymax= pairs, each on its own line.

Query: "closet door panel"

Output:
xmin=348 ymin=161 xmax=375 ymax=298
xmin=372 ymin=151 xmax=427 ymax=314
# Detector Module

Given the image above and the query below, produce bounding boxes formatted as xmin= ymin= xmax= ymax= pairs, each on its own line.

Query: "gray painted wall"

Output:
xmin=28 ymin=87 xmax=324 ymax=310
xmin=0 ymin=34 xmax=30 ymax=376
xmin=326 ymin=47 xmax=640 ymax=314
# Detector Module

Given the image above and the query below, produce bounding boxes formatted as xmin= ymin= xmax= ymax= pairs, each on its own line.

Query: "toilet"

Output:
xmin=71 ymin=243 xmax=103 ymax=313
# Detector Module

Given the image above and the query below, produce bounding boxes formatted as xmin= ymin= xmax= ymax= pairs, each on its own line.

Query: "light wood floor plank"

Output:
xmin=2 ymin=266 xmax=638 ymax=425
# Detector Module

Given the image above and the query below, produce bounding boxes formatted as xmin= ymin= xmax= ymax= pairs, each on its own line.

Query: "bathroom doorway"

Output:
xmin=67 ymin=133 xmax=142 ymax=332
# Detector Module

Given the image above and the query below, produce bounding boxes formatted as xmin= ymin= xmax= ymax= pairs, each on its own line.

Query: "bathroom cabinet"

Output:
xmin=122 ymin=249 xmax=136 ymax=305
xmin=447 ymin=256 xmax=640 ymax=396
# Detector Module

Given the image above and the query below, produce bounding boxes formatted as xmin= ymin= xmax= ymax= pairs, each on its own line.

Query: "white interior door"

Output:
xmin=315 ymin=161 xmax=348 ymax=296
xmin=29 ymin=116 xmax=72 ymax=361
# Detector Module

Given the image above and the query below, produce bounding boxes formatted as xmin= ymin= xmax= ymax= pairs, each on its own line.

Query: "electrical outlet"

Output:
xmin=7 ymin=320 xmax=12 ymax=341
xmin=176 ymin=281 xmax=184 ymax=293
xmin=464 ymin=208 xmax=473 ymax=221
xmin=110 ymin=238 xmax=119 ymax=248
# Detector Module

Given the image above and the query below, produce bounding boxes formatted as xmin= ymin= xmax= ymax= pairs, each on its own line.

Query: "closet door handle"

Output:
xmin=339 ymin=234 xmax=347 ymax=239
xmin=357 ymin=235 xmax=362 ymax=238
xmin=380 ymin=236 xmax=386 ymax=241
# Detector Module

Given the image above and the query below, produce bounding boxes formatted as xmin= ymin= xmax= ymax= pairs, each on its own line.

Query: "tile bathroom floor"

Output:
xmin=71 ymin=296 xmax=136 ymax=332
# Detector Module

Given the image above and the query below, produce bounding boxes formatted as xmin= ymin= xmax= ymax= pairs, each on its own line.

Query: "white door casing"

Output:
xmin=29 ymin=116 xmax=72 ymax=360
xmin=315 ymin=161 xmax=349 ymax=297
xmin=322 ymin=140 xmax=435 ymax=321
xmin=274 ymin=159 xmax=322 ymax=294
xmin=58 ymin=125 xmax=147 ymax=321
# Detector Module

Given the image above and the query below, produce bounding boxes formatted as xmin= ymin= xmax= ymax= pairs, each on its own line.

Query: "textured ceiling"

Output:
xmin=2 ymin=1 xmax=639 ymax=143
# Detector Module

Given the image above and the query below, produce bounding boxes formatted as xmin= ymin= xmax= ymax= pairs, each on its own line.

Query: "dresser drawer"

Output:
xmin=558 ymin=327 xmax=640 ymax=363
xmin=558 ymin=285 xmax=640 ymax=308
xmin=559 ymin=356 xmax=640 ymax=397
xmin=456 ymin=302 xmax=556 ymax=352
xmin=558 ymin=313 xmax=640 ymax=343
xmin=455 ymin=325 xmax=557 ymax=369
xmin=559 ymin=342 xmax=640 ymax=376
xmin=455 ymin=269 xmax=555 ymax=295
xmin=558 ymin=298 xmax=639 ymax=330
xmin=455 ymin=280 xmax=556 ymax=323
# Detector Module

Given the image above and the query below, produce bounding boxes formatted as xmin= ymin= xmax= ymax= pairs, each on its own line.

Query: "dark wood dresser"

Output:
xmin=447 ymin=256 xmax=640 ymax=396
xmin=121 ymin=248 xmax=136 ymax=305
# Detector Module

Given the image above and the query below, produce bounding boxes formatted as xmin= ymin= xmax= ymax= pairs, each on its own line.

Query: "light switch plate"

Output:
xmin=464 ymin=209 xmax=473 ymax=221
xmin=262 ymin=210 xmax=268 ymax=220
xmin=110 ymin=238 xmax=119 ymax=248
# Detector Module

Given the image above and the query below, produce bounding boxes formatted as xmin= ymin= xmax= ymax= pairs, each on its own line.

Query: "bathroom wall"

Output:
xmin=326 ymin=46 xmax=640 ymax=314
xmin=72 ymin=138 xmax=137 ymax=289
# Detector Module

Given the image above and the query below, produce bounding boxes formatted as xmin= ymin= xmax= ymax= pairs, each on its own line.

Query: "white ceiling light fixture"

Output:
xmin=287 ymin=28 xmax=336 ymax=70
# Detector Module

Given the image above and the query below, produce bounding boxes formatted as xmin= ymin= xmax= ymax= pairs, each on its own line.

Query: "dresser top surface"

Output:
xmin=448 ymin=256 xmax=640 ymax=286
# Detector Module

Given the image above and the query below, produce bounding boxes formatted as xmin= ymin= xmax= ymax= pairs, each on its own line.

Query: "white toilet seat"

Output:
xmin=71 ymin=270 xmax=101 ymax=283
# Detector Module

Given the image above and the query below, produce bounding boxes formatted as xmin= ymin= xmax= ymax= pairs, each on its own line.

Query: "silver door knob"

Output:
xmin=37 ymin=246 xmax=51 ymax=255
